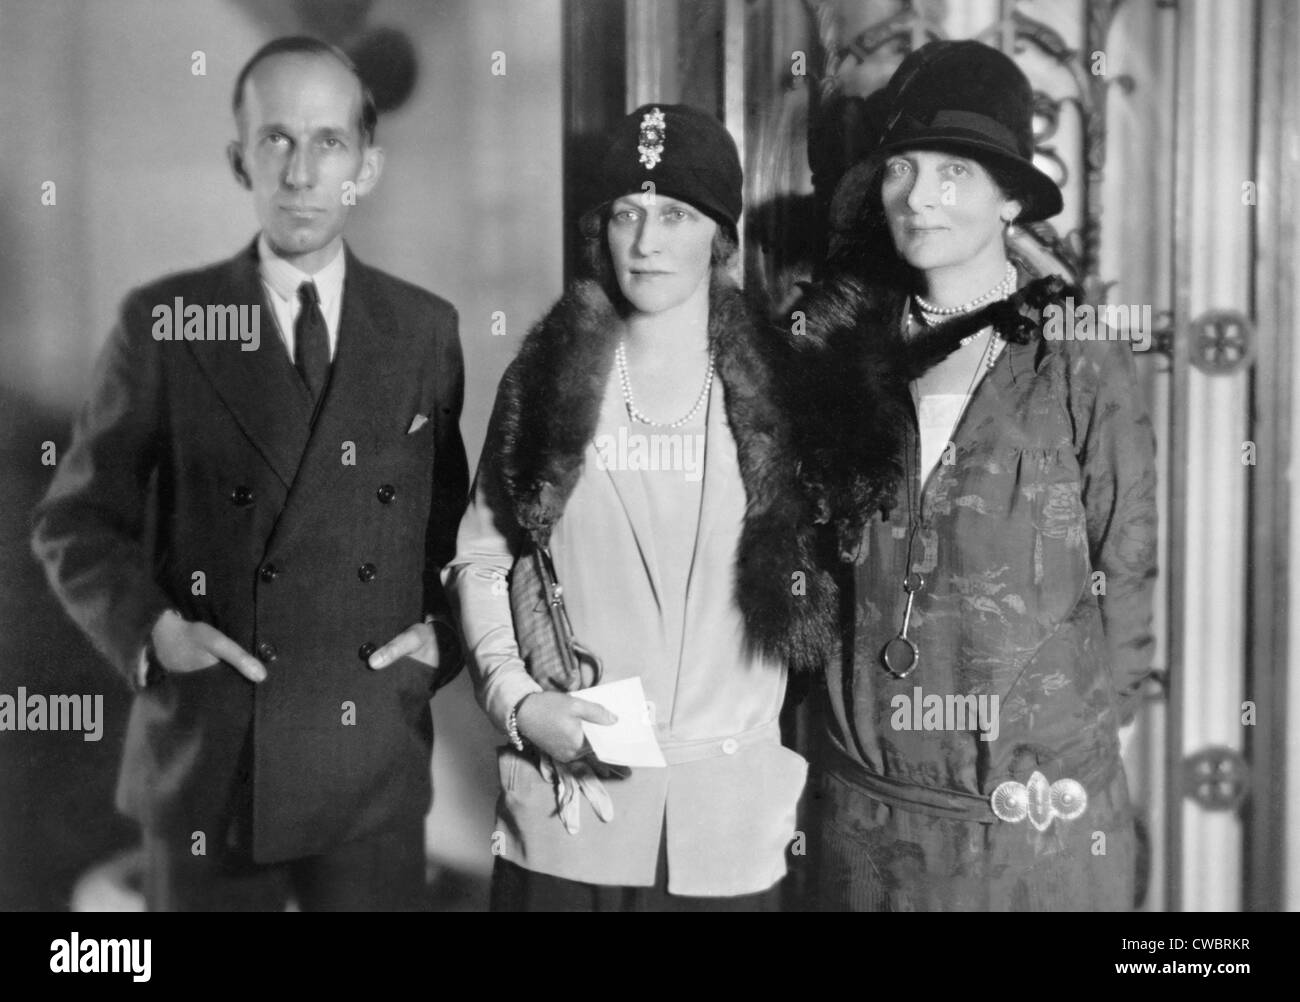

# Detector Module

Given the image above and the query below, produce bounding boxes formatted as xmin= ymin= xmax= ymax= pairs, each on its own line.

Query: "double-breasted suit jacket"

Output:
xmin=32 ymin=239 xmax=469 ymax=863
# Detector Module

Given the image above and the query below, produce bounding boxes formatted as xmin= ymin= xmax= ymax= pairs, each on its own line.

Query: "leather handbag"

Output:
xmin=509 ymin=542 xmax=603 ymax=692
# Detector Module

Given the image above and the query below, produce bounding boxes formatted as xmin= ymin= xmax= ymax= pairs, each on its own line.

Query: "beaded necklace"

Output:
xmin=616 ymin=341 xmax=716 ymax=428
xmin=912 ymin=261 xmax=1017 ymax=359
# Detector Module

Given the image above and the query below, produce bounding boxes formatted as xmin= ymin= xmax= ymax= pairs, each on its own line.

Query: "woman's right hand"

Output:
xmin=515 ymin=692 xmax=617 ymax=763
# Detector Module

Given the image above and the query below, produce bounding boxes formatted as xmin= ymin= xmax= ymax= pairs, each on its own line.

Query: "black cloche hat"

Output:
xmin=833 ymin=40 xmax=1063 ymax=227
xmin=583 ymin=103 xmax=743 ymax=231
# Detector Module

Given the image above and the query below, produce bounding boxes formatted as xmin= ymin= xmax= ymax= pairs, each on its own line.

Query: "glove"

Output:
xmin=538 ymin=755 xmax=629 ymax=835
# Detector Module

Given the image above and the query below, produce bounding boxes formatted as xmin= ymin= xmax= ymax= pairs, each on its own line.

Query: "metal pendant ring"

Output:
xmin=881 ymin=635 xmax=920 ymax=678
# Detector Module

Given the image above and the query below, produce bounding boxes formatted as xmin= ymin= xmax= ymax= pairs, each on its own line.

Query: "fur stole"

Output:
xmin=789 ymin=273 xmax=1077 ymax=554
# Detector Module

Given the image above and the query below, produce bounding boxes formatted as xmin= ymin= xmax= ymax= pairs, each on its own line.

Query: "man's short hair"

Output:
xmin=232 ymin=36 xmax=378 ymax=145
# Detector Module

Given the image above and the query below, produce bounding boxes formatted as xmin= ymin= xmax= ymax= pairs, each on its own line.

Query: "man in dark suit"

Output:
xmin=31 ymin=36 xmax=469 ymax=911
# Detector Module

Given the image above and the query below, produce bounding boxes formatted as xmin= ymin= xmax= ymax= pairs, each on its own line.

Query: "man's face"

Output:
xmin=230 ymin=53 xmax=382 ymax=274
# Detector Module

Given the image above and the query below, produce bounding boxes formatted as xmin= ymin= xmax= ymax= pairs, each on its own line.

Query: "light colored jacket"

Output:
xmin=443 ymin=279 xmax=817 ymax=896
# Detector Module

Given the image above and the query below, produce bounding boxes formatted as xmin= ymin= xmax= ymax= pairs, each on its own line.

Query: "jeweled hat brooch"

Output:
xmin=637 ymin=107 xmax=666 ymax=170
xmin=585 ymin=104 xmax=742 ymax=229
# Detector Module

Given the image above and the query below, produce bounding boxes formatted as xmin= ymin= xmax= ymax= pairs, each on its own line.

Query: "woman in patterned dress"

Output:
xmin=795 ymin=39 xmax=1159 ymax=911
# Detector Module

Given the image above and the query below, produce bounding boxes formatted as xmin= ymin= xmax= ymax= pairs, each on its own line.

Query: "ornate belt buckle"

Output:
xmin=990 ymin=771 xmax=1088 ymax=831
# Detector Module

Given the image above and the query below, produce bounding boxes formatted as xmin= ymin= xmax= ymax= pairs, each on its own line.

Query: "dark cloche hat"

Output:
xmin=835 ymin=40 xmax=1063 ymax=226
xmin=584 ymin=103 xmax=743 ymax=230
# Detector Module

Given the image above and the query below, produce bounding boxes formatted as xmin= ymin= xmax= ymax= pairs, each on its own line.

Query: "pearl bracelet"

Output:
xmin=507 ymin=696 xmax=530 ymax=752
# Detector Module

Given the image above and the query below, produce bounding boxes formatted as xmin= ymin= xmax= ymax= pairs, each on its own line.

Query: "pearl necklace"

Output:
xmin=616 ymin=341 xmax=716 ymax=428
xmin=908 ymin=316 xmax=1002 ymax=371
xmin=975 ymin=326 xmax=1003 ymax=370
xmin=914 ymin=262 xmax=1017 ymax=317
xmin=913 ymin=262 xmax=1018 ymax=346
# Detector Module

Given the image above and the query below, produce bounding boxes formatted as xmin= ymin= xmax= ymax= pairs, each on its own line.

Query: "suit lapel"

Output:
xmin=264 ymin=249 xmax=412 ymax=554
xmin=186 ymin=241 xmax=315 ymax=489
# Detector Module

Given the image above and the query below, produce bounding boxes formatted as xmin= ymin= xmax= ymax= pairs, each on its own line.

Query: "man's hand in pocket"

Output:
xmin=150 ymin=609 xmax=266 ymax=682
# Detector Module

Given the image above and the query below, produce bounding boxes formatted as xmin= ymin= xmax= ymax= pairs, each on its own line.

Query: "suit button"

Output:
xmin=230 ymin=485 xmax=254 ymax=506
xmin=358 ymin=641 xmax=377 ymax=662
xmin=259 ymin=563 xmax=278 ymax=582
xmin=357 ymin=562 xmax=377 ymax=583
xmin=256 ymin=641 xmax=278 ymax=663
xmin=376 ymin=484 xmax=396 ymax=504
xmin=721 ymin=738 xmax=739 ymax=755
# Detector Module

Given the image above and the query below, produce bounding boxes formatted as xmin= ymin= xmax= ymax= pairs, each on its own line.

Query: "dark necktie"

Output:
xmin=294 ymin=281 xmax=330 ymax=404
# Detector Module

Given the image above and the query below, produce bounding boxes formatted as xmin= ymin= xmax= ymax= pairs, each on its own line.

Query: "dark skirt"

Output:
xmin=814 ymin=765 xmax=1137 ymax=912
xmin=490 ymin=830 xmax=782 ymax=912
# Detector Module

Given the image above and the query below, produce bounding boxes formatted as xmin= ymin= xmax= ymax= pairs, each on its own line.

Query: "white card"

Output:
xmin=574 ymin=677 xmax=666 ymax=768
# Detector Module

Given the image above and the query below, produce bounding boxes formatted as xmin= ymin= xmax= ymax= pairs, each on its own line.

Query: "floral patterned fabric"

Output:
xmin=815 ymin=763 xmax=1137 ymax=911
xmin=816 ymin=298 xmax=1158 ymax=911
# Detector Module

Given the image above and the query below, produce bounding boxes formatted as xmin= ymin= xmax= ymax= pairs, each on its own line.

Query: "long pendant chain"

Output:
xmin=884 ymin=317 xmax=999 ymax=679
xmin=882 ymin=437 xmax=924 ymax=679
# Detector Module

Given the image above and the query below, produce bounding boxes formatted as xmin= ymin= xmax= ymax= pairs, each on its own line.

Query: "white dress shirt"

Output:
xmin=257 ymin=233 xmax=346 ymax=361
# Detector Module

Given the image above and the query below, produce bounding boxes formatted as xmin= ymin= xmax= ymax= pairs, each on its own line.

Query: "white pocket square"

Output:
xmin=407 ymin=413 xmax=429 ymax=434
